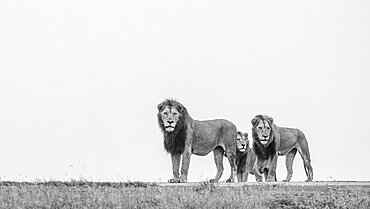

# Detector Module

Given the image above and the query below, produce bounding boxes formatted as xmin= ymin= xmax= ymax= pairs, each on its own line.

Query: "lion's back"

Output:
xmin=194 ymin=119 xmax=236 ymax=137
xmin=277 ymin=126 xmax=308 ymax=153
xmin=278 ymin=127 xmax=299 ymax=139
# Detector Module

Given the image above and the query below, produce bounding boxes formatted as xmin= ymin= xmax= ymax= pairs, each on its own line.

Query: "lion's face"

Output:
xmin=252 ymin=116 xmax=273 ymax=146
xmin=237 ymin=132 xmax=248 ymax=152
xmin=159 ymin=106 xmax=181 ymax=132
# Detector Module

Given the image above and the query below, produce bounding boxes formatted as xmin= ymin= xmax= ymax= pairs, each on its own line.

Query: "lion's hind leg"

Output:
xmin=225 ymin=152 xmax=236 ymax=183
xmin=210 ymin=146 xmax=224 ymax=183
xmin=283 ymin=148 xmax=297 ymax=182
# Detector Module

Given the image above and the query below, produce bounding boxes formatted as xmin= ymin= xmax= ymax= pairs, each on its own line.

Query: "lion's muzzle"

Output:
xmin=238 ymin=144 xmax=246 ymax=152
xmin=238 ymin=148 xmax=246 ymax=152
xmin=259 ymin=139 xmax=269 ymax=145
xmin=165 ymin=126 xmax=175 ymax=132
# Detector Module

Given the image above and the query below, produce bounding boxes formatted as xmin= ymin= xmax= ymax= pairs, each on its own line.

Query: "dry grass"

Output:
xmin=0 ymin=181 xmax=369 ymax=208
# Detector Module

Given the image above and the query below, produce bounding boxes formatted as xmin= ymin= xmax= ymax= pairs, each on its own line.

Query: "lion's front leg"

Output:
xmin=168 ymin=154 xmax=181 ymax=183
xmin=266 ymin=155 xmax=278 ymax=182
xmin=254 ymin=157 xmax=265 ymax=182
xmin=250 ymin=164 xmax=263 ymax=182
xmin=242 ymin=169 xmax=249 ymax=182
xmin=179 ymin=149 xmax=191 ymax=183
xmin=236 ymin=163 xmax=243 ymax=182
xmin=254 ymin=172 xmax=263 ymax=182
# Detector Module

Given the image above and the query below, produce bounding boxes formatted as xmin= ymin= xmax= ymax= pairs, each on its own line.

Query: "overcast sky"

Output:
xmin=0 ymin=0 xmax=369 ymax=182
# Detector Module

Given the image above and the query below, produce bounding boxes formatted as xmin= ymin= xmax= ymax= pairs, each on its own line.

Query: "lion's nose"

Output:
xmin=262 ymin=135 xmax=268 ymax=138
xmin=168 ymin=120 xmax=174 ymax=125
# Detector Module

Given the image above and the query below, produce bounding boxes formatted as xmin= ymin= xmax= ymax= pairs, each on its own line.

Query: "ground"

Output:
xmin=0 ymin=181 xmax=369 ymax=208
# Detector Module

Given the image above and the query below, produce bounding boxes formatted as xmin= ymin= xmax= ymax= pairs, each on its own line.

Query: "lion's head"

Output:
xmin=237 ymin=131 xmax=249 ymax=153
xmin=157 ymin=99 xmax=187 ymax=133
xmin=251 ymin=115 xmax=274 ymax=146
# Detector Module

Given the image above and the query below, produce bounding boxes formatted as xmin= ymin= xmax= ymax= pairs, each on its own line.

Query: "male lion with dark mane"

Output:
xmin=236 ymin=131 xmax=262 ymax=182
xmin=251 ymin=115 xmax=313 ymax=182
xmin=157 ymin=99 xmax=237 ymax=183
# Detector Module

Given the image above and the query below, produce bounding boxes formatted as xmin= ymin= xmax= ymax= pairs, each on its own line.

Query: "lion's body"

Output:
xmin=236 ymin=132 xmax=262 ymax=182
xmin=158 ymin=99 xmax=237 ymax=183
xmin=191 ymin=119 xmax=236 ymax=156
xmin=251 ymin=115 xmax=313 ymax=182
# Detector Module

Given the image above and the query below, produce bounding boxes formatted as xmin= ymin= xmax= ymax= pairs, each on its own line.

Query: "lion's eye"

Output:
xmin=267 ymin=127 xmax=270 ymax=130
xmin=173 ymin=112 xmax=177 ymax=116
xmin=259 ymin=127 xmax=262 ymax=129
xmin=164 ymin=112 xmax=168 ymax=116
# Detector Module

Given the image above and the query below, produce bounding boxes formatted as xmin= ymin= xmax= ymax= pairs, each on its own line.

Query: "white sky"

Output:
xmin=0 ymin=0 xmax=369 ymax=182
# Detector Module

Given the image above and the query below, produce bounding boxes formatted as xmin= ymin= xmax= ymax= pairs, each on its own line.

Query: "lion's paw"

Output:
xmin=178 ymin=178 xmax=187 ymax=183
xmin=226 ymin=179 xmax=234 ymax=183
xmin=168 ymin=178 xmax=180 ymax=183
xmin=209 ymin=179 xmax=218 ymax=183
xmin=266 ymin=177 xmax=276 ymax=182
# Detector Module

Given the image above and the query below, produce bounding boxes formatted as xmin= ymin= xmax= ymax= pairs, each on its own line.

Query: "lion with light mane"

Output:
xmin=236 ymin=131 xmax=262 ymax=182
xmin=251 ymin=115 xmax=313 ymax=182
xmin=157 ymin=99 xmax=237 ymax=183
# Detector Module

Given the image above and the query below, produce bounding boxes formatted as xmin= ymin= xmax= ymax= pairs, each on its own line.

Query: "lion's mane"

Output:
xmin=252 ymin=140 xmax=276 ymax=160
xmin=157 ymin=99 xmax=189 ymax=155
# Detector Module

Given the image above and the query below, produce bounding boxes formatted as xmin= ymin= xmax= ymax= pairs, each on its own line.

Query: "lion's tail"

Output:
xmin=297 ymin=130 xmax=311 ymax=157
xmin=297 ymin=129 xmax=313 ymax=181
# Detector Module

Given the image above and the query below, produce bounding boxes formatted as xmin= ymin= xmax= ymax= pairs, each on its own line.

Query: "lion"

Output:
xmin=251 ymin=115 xmax=313 ymax=182
xmin=157 ymin=99 xmax=237 ymax=183
xmin=236 ymin=131 xmax=262 ymax=182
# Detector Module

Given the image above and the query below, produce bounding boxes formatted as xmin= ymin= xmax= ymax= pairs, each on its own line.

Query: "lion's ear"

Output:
xmin=251 ymin=117 xmax=259 ymax=126
xmin=267 ymin=116 xmax=274 ymax=124
xmin=243 ymin=132 xmax=248 ymax=139
xmin=157 ymin=103 xmax=164 ymax=111
xmin=178 ymin=104 xmax=186 ymax=115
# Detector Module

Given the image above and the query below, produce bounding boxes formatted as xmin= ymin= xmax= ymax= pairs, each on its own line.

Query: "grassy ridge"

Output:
xmin=0 ymin=181 xmax=369 ymax=208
